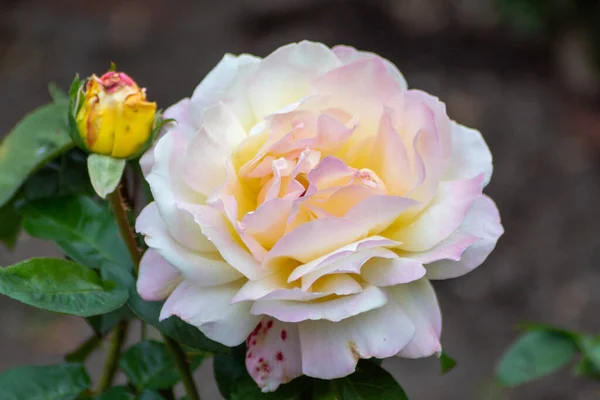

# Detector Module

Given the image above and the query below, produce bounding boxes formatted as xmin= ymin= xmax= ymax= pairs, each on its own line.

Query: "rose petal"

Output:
xmin=145 ymin=131 xmax=215 ymax=252
xmin=247 ymin=41 xmax=342 ymax=121
xmin=159 ymin=279 xmax=260 ymax=347
xmin=136 ymin=203 xmax=243 ymax=286
xmin=387 ymin=174 xmax=484 ymax=252
xmin=361 ymin=258 xmax=426 ymax=287
xmin=298 ymin=301 xmax=415 ymax=379
xmin=250 ymin=285 xmax=387 ymax=323
xmin=391 ymin=279 xmax=442 ymax=358
xmin=190 ymin=53 xmax=260 ymax=130
xmin=137 ymin=249 xmax=182 ymax=301
xmin=177 ymin=203 xmax=267 ymax=280
xmin=425 ymin=195 xmax=503 ymax=279
xmin=246 ymin=318 xmax=302 ymax=393
xmin=443 ymin=122 xmax=493 ymax=188
xmin=332 ymin=45 xmax=408 ymax=91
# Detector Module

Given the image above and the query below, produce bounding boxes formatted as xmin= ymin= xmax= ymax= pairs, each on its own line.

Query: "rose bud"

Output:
xmin=69 ymin=70 xmax=158 ymax=159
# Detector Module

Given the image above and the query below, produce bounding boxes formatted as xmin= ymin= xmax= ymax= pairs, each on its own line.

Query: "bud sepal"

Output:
xmin=87 ymin=154 xmax=126 ymax=199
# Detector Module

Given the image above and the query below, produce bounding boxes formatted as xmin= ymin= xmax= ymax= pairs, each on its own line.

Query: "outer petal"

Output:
xmin=388 ymin=174 xmax=484 ymax=252
xmin=247 ymin=41 xmax=342 ymax=121
xmin=136 ymin=203 xmax=243 ymax=286
xmin=189 ymin=53 xmax=261 ymax=128
xmin=391 ymin=279 xmax=442 ymax=358
xmin=159 ymin=279 xmax=260 ymax=347
xmin=443 ymin=122 xmax=493 ymax=187
xmin=298 ymin=301 xmax=415 ymax=379
xmin=246 ymin=318 xmax=303 ymax=392
xmin=137 ymin=249 xmax=182 ymax=301
xmin=146 ymin=131 xmax=215 ymax=252
xmin=250 ymin=285 xmax=387 ymax=323
xmin=332 ymin=45 xmax=408 ymax=91
xmin=426 ymin=195 xmax=503 ymax=279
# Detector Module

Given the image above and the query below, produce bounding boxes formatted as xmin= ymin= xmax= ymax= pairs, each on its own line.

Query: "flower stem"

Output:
xmin=164 ymin=335 xmax=201 ymax=400
xmin=97 ymin=320 xmax=128 ymax=392
xmin=108 ymin=186 xmax=201 ymax=400
xmin=108 ymin=187 xmax=141 ymax=272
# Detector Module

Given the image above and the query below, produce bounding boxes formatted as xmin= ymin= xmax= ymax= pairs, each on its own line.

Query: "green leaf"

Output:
xmin=87 ymin=154 xmax=126 ymax=199
xmin=88 ymin=306 xmax=133 ymax=336
xmin=21 ymin=195 xmax=134 ymax=286
xmin=439 ymin=352 xmax=457 ymax=374
xmin=0 ymin=102 xmax=73 ymax=208
xmin=214 ymin=345 xmax=248 ymax=399
xmin=128 ymin=290 xmax=228 ymax=353
xmin=21 ymin=149 xmax=93 ymax=200
xmin=329 ymin=360 xmax=408 ymax=400
xmin=96 ymin=386 xmax=135 ymax=400
xmin=0 ymin=258 xmax=128 ymax=317
xmin=572 ymin=357 xmax=600 ymax=380
xmin=0 ymin=198 xmax=21 ymax=250
xmin=49 ymin=82 xmax=69 ymax=104
xmin=496 ymin=330 xmax=578 ymax=387
xmin=120 ymin=340 xmax=206 ymax=390
xmin=231 ymin=376 xmax=311 ymax=400
xmin=577 ymin=335 xmax=600 ymax=370
xmin=0 ymin=363 xmax=90 ymax=400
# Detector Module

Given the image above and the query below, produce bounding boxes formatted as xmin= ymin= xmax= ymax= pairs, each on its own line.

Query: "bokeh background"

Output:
xmin=1 ymin=0 xmax=600 ymax=399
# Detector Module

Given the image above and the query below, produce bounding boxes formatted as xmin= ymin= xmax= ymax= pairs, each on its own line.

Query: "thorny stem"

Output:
xmin=108 ymin=185 xmax=201 ymax=400
xmin=97 ymin=320 xmax=128 ymax=392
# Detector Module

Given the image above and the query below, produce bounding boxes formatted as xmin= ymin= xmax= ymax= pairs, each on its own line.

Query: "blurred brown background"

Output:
xmin=1 ymin=0 xmax=600 ymax=399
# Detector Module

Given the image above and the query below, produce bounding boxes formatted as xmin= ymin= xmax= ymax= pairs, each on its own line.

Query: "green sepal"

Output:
xmin=68 ymin=74 xmax=88 ymax=152
xmin=87 ymin=154 xmax=126 ymax=199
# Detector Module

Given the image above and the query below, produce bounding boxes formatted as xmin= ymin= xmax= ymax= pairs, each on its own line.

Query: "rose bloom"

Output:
xmin=136 ymin=41 xmax=503 ymax=392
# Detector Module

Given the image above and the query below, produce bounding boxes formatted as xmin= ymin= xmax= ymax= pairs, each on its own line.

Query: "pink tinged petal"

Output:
xmin=242 ymin=199 xmax=293 ymax=249
xmin=264 ymin=218 xmax=367 ymax=269
xmin=390 ymin=279 xmax=442 ymax=358
xmin=183 ymin=128 xmax=228 ymax=197
xmin=346 ymin=195 xmax=418 ymax=235
xmin=292 ymin=148 xmax=321 ymax=177
xmin=190 ymin=53 xmax=260 ymax=129
xmin=145 ymin=132 xmax=215 ymax=253
xmin=177 ymin=203 xmax=268 ymax=280
xmin=137 ymin=249 xmax=182 ymax=301
xmin=136 ymin=203 xmax=243 ymax=286
xmin=288 ymin=236 xmax=399 ymax=283
xmin=409 ymin=233 xmax=479 ymax=264
xmin=314 ymin=113 xmax=354 ymax=153
xmin=139 ymin=147 xmax=156 ymax=178
xmin=306 ymin=156 xmax=356 ymax=194
xmin=388 ymin=174 xmax=484 ymax=252
xmin=250 ymin=285 xmax=387 ymax=323
xmin=443 ymin=122 xmax=493 ymax=188
xmin=403 ymin=91 xmax=453 ymax=205
xmin=360 ymin=258 xmax=426 ymax=287
xmin=298 ymin=300 xmax=415 ymax=379
xmin=300 ymin=248 xmax=398 ymax=291
xmin=367 ymin=108 xmax=413 ymax=195
xmin=159 ymin=279 xmax=260 ymax=347
xmin=246 ymin=318 xmax=302 ymax=393
xmin=426 ymin=195 xmax=503 ymax=280
xmin=311 ymin=58 xmax=403 ymax=107
xmin=332 ymin=45 xmax=408 ymax=91
xmin=247 ymin=41 xmax=342 ymax=121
